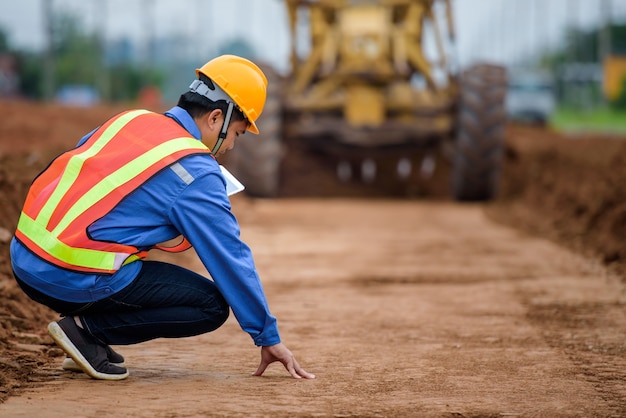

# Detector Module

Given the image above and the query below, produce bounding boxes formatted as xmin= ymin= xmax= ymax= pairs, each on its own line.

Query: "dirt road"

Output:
xmin=1 ymin=197 xmax=624 ymax=417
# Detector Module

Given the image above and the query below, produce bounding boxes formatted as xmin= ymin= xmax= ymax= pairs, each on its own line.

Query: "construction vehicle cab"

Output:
xmin=223 ymin=0 xmax=507 ymax=201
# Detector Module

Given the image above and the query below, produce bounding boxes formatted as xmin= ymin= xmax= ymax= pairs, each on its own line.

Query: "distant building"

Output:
xmin=558 ymin=62 xmax=604 ymax=109
xmin=0 ymin=54 xmax=18 ymax=97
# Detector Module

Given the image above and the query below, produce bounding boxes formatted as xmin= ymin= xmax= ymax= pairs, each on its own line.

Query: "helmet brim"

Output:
xmin=248 ymin=121 xmax=259 ymax=135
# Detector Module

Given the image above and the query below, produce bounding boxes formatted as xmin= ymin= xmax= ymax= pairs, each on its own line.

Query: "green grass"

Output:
xmin=551 ymin=107 xmax=626 ymax=133
xmin=550 ymin=107 xmax=626 ymax=134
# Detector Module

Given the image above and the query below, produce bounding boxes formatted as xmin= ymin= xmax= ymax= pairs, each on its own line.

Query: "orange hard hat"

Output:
xmin=195 ymin=55 xmax=267 ymax=134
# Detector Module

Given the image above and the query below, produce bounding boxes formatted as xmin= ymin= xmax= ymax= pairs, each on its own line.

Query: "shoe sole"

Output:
xmin=62 ymin=357 xmax=126 ymax=373
xmin=48 ymin=322 xmax=129 ymax=381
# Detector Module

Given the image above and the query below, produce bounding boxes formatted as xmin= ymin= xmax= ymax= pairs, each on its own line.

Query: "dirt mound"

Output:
xmin=489 ymin=124 xmax=626 ymax=279
xmin=0 ymin=99 xmax=624 ymax=402
xmin=0 ymin=100 xmax=128 ymax=402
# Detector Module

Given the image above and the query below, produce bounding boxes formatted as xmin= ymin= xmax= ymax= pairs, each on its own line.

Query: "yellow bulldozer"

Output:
xmin=223 ymin=0 xmax=507 ymax=201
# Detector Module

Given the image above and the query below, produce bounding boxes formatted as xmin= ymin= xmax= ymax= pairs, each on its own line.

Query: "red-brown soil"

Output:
xmin=0 ymin=100 xmax=624 ymax=416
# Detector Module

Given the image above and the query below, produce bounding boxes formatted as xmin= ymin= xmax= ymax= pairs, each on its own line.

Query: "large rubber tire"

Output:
xmin=452 ymin=64 xmax=507 ymax=201
xmin=223 ymin=65 xmax=283 ymax=197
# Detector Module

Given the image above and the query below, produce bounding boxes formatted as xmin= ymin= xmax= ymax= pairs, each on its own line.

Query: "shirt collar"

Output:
xmin=164 ymin=106 xmax=202 ymax=140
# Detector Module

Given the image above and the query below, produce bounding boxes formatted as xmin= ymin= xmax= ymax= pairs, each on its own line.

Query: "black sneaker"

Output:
xmin=62 ymin=344 xmax=125 ymax=372
xmin=48 ymin=317 xmax=129 ymax=380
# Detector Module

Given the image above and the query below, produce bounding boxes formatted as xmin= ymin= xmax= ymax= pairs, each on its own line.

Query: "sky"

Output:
xmin=1 ymin=0 xmax=625 ymax=72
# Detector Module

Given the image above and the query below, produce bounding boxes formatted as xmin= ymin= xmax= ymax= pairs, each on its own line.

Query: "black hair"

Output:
xmin=177 ymin=73 xmax=246 ymax=122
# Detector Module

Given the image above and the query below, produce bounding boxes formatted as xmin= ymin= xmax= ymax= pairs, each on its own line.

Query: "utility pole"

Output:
xmin=534 ymin=0 xmax=543 ymax=65
xmin=514 ymin=0 xmax=525 ymax=67
xmin=568 ymin=0 xmax=580 ymax=62
xmin=498 ymin=1 xmax=507 ymax=65
xmin=42 ymin=0 xmax=55 ymax=101
xmin=197 ymin=0 xmax=211 ymax=60
xmin=599 ymin=0 xmax=612 ymax=62
xmin=95 ymin=0 xmax=109 ymax=101
xmin=142 ymin=0 xmax=155 ymax=68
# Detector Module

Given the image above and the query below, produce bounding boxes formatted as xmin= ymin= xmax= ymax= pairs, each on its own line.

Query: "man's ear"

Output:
xmin=206 ymin=109 xmax=223 ymax=131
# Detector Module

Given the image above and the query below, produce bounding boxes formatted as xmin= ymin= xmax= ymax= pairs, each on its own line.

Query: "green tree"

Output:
xmin=108 ymin=64 xmax=163 ymax=102
xmin=0 ymin=26 xmax=9 ymax=53
xmin=15 ymin=52 xmax=42 ymax=98
xmin=0 ymin=25 xmax=38 ymax=98
xmin=51 ymin=12 xmax=165 ymax=103
xmin=51 ymin=13 xmax=101 ymax=88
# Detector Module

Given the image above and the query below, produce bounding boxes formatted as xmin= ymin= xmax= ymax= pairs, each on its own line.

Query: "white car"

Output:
xmin=506 ymin=70 xmax=556 ymax=125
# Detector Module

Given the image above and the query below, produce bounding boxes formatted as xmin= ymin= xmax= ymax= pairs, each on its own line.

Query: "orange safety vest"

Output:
xmin=15 ymin=109 xmax=211 ymax=274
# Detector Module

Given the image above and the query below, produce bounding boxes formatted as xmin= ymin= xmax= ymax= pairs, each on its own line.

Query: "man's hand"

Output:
xmin=253 ymin=343 xmax=315 ymax=379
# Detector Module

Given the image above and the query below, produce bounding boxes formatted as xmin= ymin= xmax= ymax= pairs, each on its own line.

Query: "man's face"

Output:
xmin=214 ymin=119 xmax=248 ymax=156
xmin=199 ymin=110 xmax=248 ymax=156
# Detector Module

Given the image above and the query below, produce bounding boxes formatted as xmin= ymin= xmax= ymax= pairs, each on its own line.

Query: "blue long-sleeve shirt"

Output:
xmin=10 ymin=106 xmax=280 ymax=347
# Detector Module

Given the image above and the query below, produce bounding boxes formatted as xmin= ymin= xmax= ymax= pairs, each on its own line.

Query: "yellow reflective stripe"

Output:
xmin=51 ymin=137 xmax=207 ymax=235
xmin=122 ymin=254 xmax=141 ymax=266
xmin=36 ymin=110 xmax=150 ymax=224
xmin=18 ymin=213 xmax=121 ymax=270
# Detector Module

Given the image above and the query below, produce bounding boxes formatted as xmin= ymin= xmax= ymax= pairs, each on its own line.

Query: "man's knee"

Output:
xmin=214 ymin=296 xmax=230 ymax=326
xmin=203 ymin=293 xmax=230 ymax=330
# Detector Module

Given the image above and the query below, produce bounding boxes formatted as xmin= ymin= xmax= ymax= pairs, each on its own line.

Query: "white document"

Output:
xmin=219 ymin=165 xmax=245 ymax=196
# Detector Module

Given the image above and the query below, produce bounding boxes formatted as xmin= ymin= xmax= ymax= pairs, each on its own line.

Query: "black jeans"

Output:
xmin=15 ymin=261 xmax=230 ymax=345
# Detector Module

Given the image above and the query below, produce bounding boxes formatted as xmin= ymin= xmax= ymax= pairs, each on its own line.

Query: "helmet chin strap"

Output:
xmin=212 ymin=101 xmax=234 ymax=155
